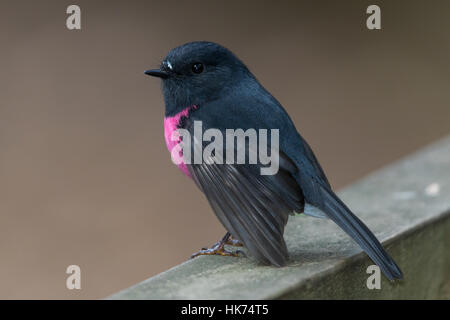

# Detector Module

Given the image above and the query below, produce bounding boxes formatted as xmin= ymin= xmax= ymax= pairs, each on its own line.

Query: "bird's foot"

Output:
xmin=190 ymin=232 xmax=245 ymax=259
xmin=190 ymin=244 xmax=241 ymax=259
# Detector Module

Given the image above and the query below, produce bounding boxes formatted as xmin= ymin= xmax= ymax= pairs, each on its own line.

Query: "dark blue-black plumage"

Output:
xmin=146 ymin=41 xmax=402 ymax=280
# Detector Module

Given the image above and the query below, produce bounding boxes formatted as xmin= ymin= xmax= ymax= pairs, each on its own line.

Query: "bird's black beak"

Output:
xmin=145 ymin=69 xmax=169 ymax=79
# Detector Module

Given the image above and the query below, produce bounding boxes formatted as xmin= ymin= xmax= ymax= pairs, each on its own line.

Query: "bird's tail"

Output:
xmin=319 ymin=184 xmax=403 ymax=280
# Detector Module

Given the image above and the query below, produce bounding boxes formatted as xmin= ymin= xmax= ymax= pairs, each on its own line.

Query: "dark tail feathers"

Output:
xmin=320 ymin=185 xmax=403 ymax=280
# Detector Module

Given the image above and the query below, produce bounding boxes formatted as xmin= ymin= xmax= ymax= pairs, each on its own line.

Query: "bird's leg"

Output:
xmin=190 ymin=232 xmax=244 ymax=259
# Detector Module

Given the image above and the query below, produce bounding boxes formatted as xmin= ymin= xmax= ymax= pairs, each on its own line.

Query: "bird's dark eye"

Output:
xmin=191 ymin=62 xmax=204 ymax=74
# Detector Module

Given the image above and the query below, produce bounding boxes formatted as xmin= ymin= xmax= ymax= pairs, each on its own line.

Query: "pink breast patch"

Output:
xmin=163 ymin=106 xmax=197 ymax=177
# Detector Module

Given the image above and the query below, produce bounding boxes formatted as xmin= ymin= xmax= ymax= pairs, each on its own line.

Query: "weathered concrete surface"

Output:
xmin=110 ymin=136 xmax=450 ymax=299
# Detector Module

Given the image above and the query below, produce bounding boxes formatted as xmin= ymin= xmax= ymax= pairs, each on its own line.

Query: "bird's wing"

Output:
xmin=298 ymin=137 xmax=331 ymax=188
xmin=184 ymin=122 xmax=304 ymax=266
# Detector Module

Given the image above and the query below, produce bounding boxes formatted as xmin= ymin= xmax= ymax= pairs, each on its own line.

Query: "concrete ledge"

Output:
xmin=110 ymin=136 xmax=450 ymax=299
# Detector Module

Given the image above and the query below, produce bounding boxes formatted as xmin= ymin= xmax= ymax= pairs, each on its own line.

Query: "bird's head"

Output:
xmin=145 ymin=41 xmax=251 ymax=116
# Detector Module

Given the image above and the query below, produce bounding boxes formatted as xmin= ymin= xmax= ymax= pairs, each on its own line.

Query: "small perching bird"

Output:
xmin=145 ymin=41 xmax=402 ymax=281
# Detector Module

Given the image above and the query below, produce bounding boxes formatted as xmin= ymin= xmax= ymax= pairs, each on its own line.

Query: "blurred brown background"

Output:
xmin=0 ymin=0 xmax=449 ymax=299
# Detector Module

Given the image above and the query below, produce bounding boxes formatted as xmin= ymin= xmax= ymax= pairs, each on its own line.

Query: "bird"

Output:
xmin=145 ymin=41 xmax=403 ymax=280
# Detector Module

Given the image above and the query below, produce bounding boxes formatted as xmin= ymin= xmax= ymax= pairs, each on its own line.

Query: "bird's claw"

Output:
xmin=190 ymin=243 xmax=242 ymax=259
xmin=190 ymin=237 xmax=245 ymax=259
xmin=225 ymin=235 xmax=243 ymax=247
